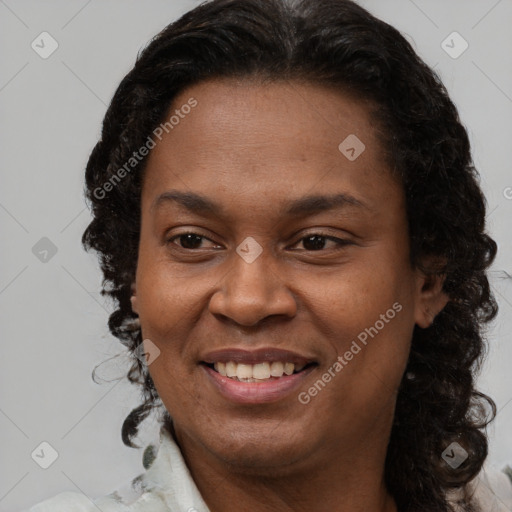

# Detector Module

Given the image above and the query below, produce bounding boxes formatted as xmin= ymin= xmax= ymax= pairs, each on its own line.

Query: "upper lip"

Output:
xmin=201 ymin=347 xmax=316 ymax=366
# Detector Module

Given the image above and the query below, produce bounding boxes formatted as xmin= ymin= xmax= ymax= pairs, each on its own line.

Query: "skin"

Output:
xmin=131 ymin=78 xmax=449 ymax=512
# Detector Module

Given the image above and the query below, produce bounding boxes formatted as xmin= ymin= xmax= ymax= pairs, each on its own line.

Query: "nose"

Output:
xmin=208 ymin=249 xmax=297 ymax=327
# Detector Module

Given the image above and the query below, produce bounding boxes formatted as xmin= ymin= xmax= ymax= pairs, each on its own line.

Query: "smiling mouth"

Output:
xmin=203 ymin=361 xmax=317 ymax=382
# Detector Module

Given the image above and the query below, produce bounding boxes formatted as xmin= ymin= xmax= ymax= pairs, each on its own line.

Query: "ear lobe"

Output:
xmin=414 ymin=271 xmax=450 ymax=329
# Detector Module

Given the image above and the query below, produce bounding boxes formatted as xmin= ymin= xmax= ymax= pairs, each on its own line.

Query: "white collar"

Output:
xmin=130 ymin=425 xmax=211 ymax=512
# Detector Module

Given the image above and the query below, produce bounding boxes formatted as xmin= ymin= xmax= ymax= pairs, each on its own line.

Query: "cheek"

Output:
xmin=134 ymin=263 xmax=202 ymax=406
xmin=301 ymin=276 xmax=413 ymax=430
xmin=135 ymin=255 xmax=222 ymax=356
xmin=301 ymin=258 xmax=415 ymax=375
xmin=135 ymin=256 xmax=186 ymax=343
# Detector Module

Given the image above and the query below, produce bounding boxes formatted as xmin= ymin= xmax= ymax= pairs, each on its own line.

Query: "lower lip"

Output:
xmin=202 ymin=364 xmax=316 ymax=404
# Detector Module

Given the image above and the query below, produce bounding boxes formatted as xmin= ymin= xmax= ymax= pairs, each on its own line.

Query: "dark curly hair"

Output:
xmin=82 ymin=0 xmax=498 ymax=510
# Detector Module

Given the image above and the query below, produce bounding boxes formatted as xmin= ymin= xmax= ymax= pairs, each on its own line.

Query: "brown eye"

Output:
xmin=293 ymin=233 xmax=352 ymax=251
xmin=167 ymin=232 xmax=219 ymax=250
xmin=302 ymin=235 xmax=328 ymax=251
xmin=176 ymin=233 xmax=204 ymax=249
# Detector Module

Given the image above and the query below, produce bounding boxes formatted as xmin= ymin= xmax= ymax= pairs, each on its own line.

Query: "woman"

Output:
xmin=27 ymin=0 xmax=512 ymax=510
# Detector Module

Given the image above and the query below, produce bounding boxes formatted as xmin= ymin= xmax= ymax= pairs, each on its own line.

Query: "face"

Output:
xmin=131 ymin=78 xmax=447 ymax=473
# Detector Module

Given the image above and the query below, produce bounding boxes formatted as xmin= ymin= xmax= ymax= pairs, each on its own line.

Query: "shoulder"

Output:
xmin=447 ymin=464 xmax=512 ymax=511
xmin=24 ymin=426 xmax=209 ymax=512
xmin=25 ymin=490 xmax=128 ymax=512
xmin=472 ymin=464 xmax=512 ymax=511
xmin=24 ymin=442 xmax=168 ymax=512
xmin=25 ymin=486 xmax=171 ymax=512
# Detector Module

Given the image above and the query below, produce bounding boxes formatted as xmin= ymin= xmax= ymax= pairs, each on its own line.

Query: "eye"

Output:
xmin=167 ymin=232 xmax=221 ymax=250
xmin=292 ymin=233 xmax=352 ymax=251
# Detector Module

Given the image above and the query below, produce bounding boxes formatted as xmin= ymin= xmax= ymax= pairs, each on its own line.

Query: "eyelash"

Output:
xmin=166 ymin=231 xmax=352 ymax=251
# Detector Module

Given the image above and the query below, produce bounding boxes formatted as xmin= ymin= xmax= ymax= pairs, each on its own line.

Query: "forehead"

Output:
xmin=141 ymin=78 xmax=398 ymax=213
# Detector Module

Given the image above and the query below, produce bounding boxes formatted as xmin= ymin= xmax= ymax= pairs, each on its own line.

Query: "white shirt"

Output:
xmin=26 ymin=426 xmax=512 ymax=512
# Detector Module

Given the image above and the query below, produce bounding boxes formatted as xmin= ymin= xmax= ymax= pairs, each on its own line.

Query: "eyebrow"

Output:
xmin=152 ymin=191 xmax=221 ymax=215
xmin=151 ymin=190 xmax=370 ymax=217
xmin=285 ymin=192 xmax=369 ymax=216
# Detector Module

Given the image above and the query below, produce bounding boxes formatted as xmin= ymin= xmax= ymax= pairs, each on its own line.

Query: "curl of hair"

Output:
xmin=82 ymin=1 xmax=498 ymax=510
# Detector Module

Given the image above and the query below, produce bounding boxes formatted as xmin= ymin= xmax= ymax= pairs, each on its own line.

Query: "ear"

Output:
xmin=413 ymin=263 xmax=450 ymax=329
xmin=130 ymin=282 xmax=139 ymax=314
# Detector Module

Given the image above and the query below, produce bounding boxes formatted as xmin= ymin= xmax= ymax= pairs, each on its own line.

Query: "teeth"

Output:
xmin=253 ymin=362 xmax=270 ymax=379
xmin=270 ymin=361 xmax=284 ymax=377
xmin=212 ymin=361 xmax=304 ymax=380
xmin=237 ymin=364 xmax=253 ymax=379
xmin=215 ymin=362 xmax=227 ymax=376
xmin=284 ymin=362 xmax=294 ymax=376
xmin=226 ymin=361 xmax=237 ymax=377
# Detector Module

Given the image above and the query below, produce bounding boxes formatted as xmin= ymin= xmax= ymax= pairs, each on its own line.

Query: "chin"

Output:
xmin=200 ymin=422 xmax=315 ymax=474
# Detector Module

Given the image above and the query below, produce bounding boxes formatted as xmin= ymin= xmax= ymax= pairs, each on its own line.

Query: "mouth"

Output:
xmin=200 ymin=348 xmax=318 ymax=404
xmin=202 ymin=360 xmax=316 ymax=382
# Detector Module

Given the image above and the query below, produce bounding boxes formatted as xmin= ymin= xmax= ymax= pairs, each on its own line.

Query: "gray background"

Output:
xmin=1 ymin=0 xmax=511 ymax=510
